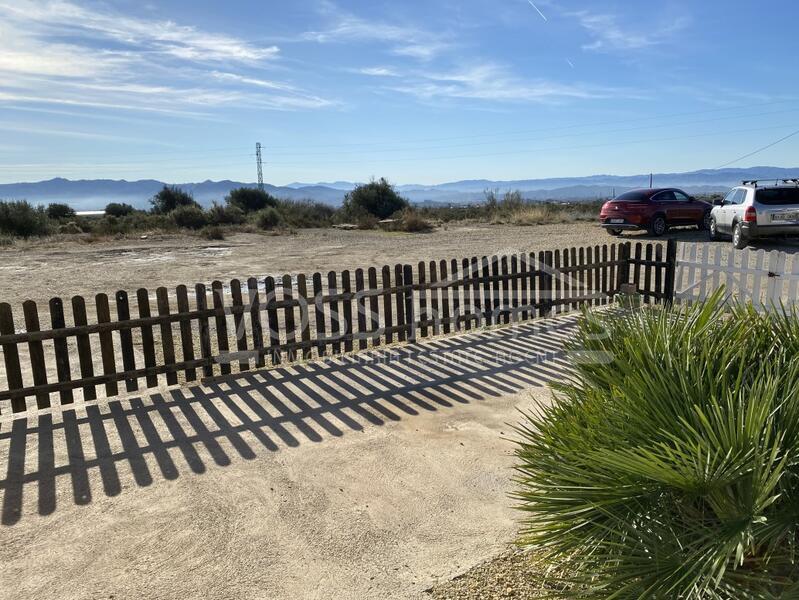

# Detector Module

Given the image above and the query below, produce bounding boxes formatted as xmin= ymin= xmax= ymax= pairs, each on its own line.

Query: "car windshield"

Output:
xmin=613 ymin=191 xmax=650 ymax=202
xmin=756 ymin=187 xmax=799 ymax=206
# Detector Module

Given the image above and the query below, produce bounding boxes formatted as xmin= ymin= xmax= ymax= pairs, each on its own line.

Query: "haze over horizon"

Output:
xmin=2 ymin=0 xmax=798 ymax=186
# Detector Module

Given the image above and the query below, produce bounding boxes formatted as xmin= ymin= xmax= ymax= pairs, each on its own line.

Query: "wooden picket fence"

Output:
xmin=0 ymin=240 xmax=677 ymax=414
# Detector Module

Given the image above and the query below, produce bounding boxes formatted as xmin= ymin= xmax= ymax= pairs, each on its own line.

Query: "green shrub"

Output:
xmin=171 ymin=205 xmax=208 ymax=230
xmin=514 ymin=292 xmax=799 ymax=597
xmin=105 ymin=202 xmax=135 ymax=217
xmin=276 ymin=199 xmax=335 ymax=228
xmin=342 ymin=178 xmax=408 ymax=219
xmin=46 ymin=202 xmax=76 ymax=220
xmin=226 ymin=187 xmax=277 ymax=213
xmin=150 ymin=185 xmax=198 ymax=214
xmin=200 ymin=225 xmax=225 ymax=240
xmin=208 ymin=202 xmax=245 ymax=225
xmin=0 ymin=200 xmax=50 ymax=237
xmin=254 ymin=206 xmax=282 ymax=230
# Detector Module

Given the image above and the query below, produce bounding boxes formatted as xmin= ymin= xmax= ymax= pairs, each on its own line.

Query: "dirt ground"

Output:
xmin=0 ymin=222 xmax=711 ymax=307
xmin=0 ymin=315 xmax=578 ymax=600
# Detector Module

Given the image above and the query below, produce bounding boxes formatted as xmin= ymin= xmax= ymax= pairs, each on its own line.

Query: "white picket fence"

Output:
xmin=675 ymin=243 xmax=799 ymax=310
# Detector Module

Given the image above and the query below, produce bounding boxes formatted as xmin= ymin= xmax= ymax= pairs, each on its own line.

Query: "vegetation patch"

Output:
xmin=514 ymin=291 xmax=799 ymax=597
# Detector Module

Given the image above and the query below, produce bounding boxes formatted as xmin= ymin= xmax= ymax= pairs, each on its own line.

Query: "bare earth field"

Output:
xmin=0 ymin=222 xmax=710 ymax=307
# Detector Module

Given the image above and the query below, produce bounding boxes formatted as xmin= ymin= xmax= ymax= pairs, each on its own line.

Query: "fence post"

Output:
xmin=663 ymin=239 xmax=678 ymax=306
xmin=615 ymin=242 xmax=631 ymax=295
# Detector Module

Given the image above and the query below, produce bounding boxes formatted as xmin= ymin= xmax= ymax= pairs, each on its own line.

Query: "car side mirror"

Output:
xmin=689 ymin=196 xmax=696 ymax=202
xmin=713 ymin=198 xmax=724 ymax=206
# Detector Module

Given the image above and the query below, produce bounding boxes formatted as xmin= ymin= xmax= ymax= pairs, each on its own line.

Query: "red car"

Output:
xmin=599 ymin=188 xmax=712 ymax=236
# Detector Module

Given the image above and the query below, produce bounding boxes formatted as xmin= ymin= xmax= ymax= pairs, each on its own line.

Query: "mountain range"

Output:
xmin=1 ymin=167 xmax=797 ymax=211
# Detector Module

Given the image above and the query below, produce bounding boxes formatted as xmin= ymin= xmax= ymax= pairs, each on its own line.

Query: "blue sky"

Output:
xmin=1 ymin=0 xmax=798 ymax=185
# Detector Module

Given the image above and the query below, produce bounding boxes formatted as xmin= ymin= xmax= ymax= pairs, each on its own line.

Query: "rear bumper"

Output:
xmin=741 ymin=223 xmax=799 ymax=239
xmin=600 ymin=222 xmax=642 ymax=230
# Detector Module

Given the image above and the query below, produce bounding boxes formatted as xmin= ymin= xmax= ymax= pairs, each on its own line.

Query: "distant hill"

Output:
xmin=1 ymin=167 xmax=796 ymax=210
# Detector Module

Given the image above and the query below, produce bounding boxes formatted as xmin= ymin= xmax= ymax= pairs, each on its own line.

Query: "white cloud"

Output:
xmin=392 ymin=63 xmax=631 ymax=104
xmin=355 ymin=67 xmax=400 ymax=77
xmin=0 ymin=0 xmax=279 ymax=64
xmin=0 ymin=1 xmax=336 ymax=115
xmin=302 ymin=10 xmax=451 ymax=61
xmin=571 ymin=10 xmax=689 ymax=52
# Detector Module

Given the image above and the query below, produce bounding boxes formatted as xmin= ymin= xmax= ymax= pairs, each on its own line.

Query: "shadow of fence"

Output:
xmin=0 ymin=314 xmax=579 ymax=525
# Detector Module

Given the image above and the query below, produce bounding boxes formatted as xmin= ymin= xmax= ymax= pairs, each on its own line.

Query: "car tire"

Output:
xmin=648 ymin=215 xmax=667 ymax=237
xmin=708 ymin=216 xmax=720 ymax=241
xmin=700 ymin=212 xmax=712 ymax=231
xmin=607 ymin=228 xmax=622 ymax=236
xmin=732 ymin=222 xmax=747 ymax=250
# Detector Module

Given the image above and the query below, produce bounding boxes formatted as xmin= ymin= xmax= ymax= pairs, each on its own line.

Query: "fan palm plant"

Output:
xmin=514 ymin=291 xmax=799 ymax=598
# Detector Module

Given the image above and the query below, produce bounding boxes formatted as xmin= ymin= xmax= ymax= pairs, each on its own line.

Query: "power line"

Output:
xmin=714 ymin=128 xmax=799 ymax=169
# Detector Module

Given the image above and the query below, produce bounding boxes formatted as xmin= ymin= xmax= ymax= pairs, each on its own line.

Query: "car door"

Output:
xmin=716 ymin=189 xmax=740 ymax=233
xmin=652 ymin=190 xmax=677 ymax=223
xmin=673 ymin=190 xmax=702 ymax=224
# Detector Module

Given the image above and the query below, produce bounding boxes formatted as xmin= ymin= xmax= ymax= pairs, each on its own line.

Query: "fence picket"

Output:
xmin=368 ymin=267 xmax=380 ymax=346
xmin=355 ymin=268 xmax=368 ymax=349
xmin=439 ymin=260 xmax=450 ymax=335
xmin=156 ymin=287 xmax=179 ymax=384
xmin=248 ymin=277 xmax=265 ymax=369
xmin=136 ymin=289 xmax=158 ymax=387
xmin=230 ymin=280 xmax=250 ymax=372
xmin=394 ymin=265 xmax=406 ymax=342
xmin=417 ymin=262 xmax=428 ymax=338
xmin=328 ymin=271 xmax=342 ymax=353
xmin=313 ymin=273 xmax=327 ymax=357
xmin=0 ymin=303 xmax=25 ymax=412
xmin=282 ymin=274 xmax=297 ymax=361
xmin=175 ymin=285 xmax=196 ymax=382
xmin=72 ymin=295 xmax=97 ymax=400
xmin=470 ymin=257 xmax=481 ymax=328
xmin=50 ymin=297 xmax=75 ymax=404
xmin=461 ymin=258 xmax=472 ymax=330
xmin=95 ymin=293 xmax=119 ymax=396
xmin=115 ymin=291 xmax=137 ymax=392
xmin=23 ymin=301 xmax=49 ymax=408
xmin=403 ymin=264 xmax=415 ymax=342
xmin=195 ymin=284 xmax=213 ymax=377
xmin=341 ymin=270 xmax=354 ymax=352
xmin=264 ymin=277 xmax=281 ymax=364
xmin=297 ymin=274 xmax=312 ymax=360
xmin=450 ymin=259 xmax=460 ymax=332
xmin=428 ymin=261 xmax=440 ymax=336
xmin=480 ymin=256 xmax=491 ymax=327
xmin=382 ymin=266 xmax=394 ymax=343
xmin=211 ymin=281 xmax=231 ymax=376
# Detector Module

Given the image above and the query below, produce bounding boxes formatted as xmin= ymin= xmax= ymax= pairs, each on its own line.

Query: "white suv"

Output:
xmin=709 ymin=179 xmax=799 ymax=249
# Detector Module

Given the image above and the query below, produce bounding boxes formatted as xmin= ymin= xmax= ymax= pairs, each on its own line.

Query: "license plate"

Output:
xmin=773 ymin=212 xmax=799 ymax=222
xmin=609 ymin=218 xmax=624 ymax=224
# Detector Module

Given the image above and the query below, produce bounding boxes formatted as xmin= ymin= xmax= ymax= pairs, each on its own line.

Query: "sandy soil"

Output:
xmin=0 ymin=315 xmax=578 ymax=600
xmin=0 ymin=222 xmax=710 ymax=307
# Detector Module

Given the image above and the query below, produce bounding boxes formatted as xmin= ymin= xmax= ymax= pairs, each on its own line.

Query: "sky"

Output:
xmin=1 ymin=0 xmax=798 ymax=186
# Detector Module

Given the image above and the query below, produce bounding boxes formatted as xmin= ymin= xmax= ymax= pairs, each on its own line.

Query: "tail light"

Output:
xmin=744 ymin=206 xmax=757 ymax=223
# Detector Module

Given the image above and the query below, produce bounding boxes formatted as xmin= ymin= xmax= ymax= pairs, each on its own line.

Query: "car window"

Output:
xmin=733 ymin=189 xmax=747 ymax=204
xmin=654 ymin=191 xmax=676 ymax=202
xmin=613 ymin=190 xmax=650 ymax=202
xmin=756 ymin=187 xmax=799 ymax=206
xmin=722 ymin=189 xmax=737 ymax=205
xmin=673 ymin=191 xmax=691 ymax=203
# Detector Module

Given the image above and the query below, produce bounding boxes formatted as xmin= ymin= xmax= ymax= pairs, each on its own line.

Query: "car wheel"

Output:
xmin=732 ymin=222 xmax=747 ymax=249
xmin=700 ymin=212 xmax=712 ymax=231
xmin=607 ymin=228 xmax=622 ymax=236
xmin=709 ymin=216 xmax=720 ymax=241
xmin=648 ymin=215 xmax=667 ymax=237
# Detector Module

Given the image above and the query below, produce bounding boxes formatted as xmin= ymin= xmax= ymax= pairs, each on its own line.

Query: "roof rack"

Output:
xmin=741 ymin=179 xmax=799 ymax=187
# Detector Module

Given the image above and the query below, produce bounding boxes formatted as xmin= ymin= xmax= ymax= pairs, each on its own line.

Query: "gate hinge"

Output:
xmin=768 ymin=271 xmax=779 ymax=278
